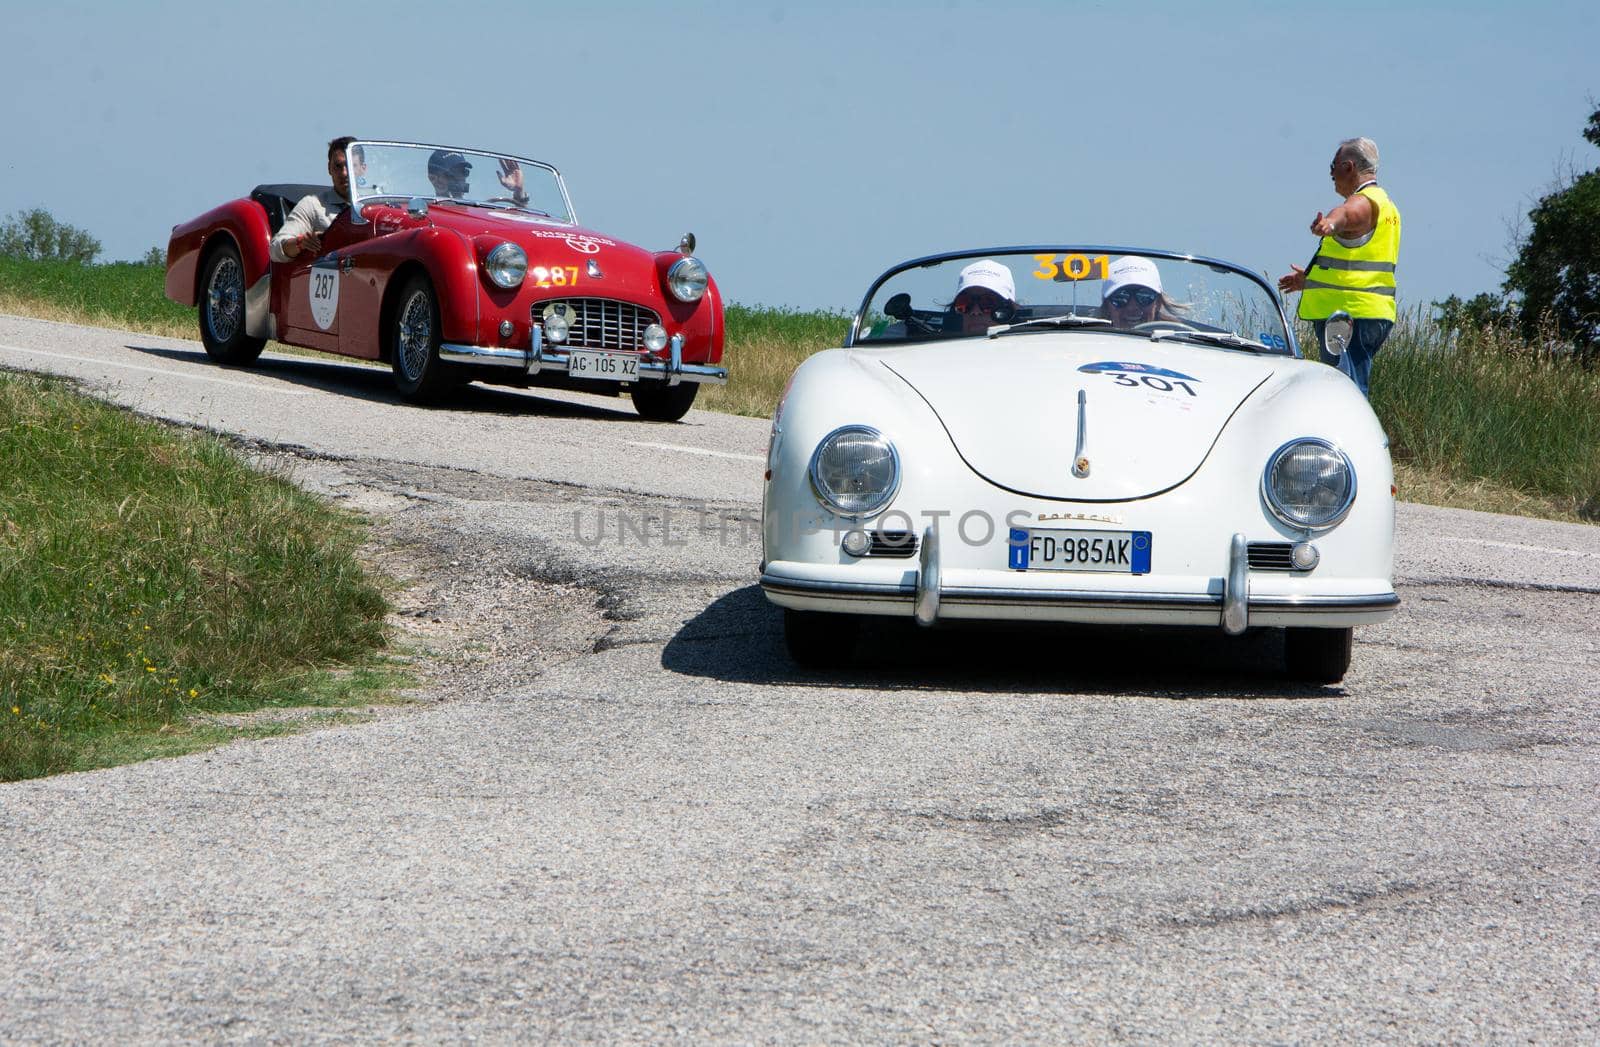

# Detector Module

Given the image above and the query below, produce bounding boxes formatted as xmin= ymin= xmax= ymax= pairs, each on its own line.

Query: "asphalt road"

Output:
xmin=2 ymin=313 xmax=1597 ymax=1043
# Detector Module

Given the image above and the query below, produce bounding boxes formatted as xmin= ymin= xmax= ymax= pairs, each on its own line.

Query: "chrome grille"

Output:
xmin=537 ymin=298 xmax=661 ymax=351
xmin=1247 ymin=542 xmax=1296 ymax=570
xmin=867 ymin=530 xmax=918 ymax=558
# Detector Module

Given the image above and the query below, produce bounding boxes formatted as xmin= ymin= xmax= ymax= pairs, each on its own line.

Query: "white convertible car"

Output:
xmin=759 ymin=247 xmax=1398 ymax=683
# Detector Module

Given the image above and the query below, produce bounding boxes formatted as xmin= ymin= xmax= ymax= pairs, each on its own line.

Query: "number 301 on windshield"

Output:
xmin=1033 ymin=254 xmax=1109 ymax=282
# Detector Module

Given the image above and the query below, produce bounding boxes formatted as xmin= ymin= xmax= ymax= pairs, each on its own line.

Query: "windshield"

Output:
xmin=852 ymin=248 xmax=1293 ymax=356
xmin=346 ymin=141 xmax=575 ymax=223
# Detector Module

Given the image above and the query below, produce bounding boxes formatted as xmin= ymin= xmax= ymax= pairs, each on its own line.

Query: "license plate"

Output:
xmin=567 ymin=349 xmax=639 ymax=381
xmin=1008 ymin=527 xmax=1151 ymax=573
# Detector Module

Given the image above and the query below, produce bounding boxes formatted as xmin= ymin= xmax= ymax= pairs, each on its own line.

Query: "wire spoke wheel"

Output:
xmin=204 ymin=256 xmax=243 ymax=343
xmin=397 ymin=289 xmax=433 ymax=381
xmin=197 ymin=243 xmax=264 ymax=365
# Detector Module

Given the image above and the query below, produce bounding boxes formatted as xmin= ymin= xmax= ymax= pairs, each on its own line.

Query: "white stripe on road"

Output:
xmin=627 ymin=440 xmax=764 ymax=463
xmin=0 ymin=344 xmax=312 ymax=395
xmin=1439 ymin=535 xmax=1600 ymax=559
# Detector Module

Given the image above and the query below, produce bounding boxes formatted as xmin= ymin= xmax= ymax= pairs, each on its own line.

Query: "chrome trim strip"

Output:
xmin=435 ymin=342 xmax=727 ymax=384
xmin=1223 ymin=533 xmax=1249 ymax=635
xmin=915 ymin=525 xmax=941 ymax=627
xmin=759 ymin=574 xmax=1400 ymax=616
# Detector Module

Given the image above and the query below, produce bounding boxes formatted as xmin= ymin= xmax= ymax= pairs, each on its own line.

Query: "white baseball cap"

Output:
xmin=1102 ymin=256 xmax=1164 ymax=299
xmin=955 ymin=259 xmax=1016 ymax=302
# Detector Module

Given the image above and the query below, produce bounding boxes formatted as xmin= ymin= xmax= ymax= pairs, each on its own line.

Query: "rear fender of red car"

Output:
xmin=164 ymin=199 xmax=272 ymax=307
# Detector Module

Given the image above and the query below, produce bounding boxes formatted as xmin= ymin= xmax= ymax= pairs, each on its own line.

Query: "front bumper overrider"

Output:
xmin=760 ymin=527 xmax=1400 ymax=632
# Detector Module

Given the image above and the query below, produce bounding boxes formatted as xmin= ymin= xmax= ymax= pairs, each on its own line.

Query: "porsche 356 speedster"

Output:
xmin=759 ymin=247 xmax=1398 ymax=682
xmin=165 ymin=140 xmax=725 ymax=421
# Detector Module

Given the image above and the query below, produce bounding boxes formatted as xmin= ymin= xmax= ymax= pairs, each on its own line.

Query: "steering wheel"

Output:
xmin=1132 ymin=320 xmax=1200 ymax=334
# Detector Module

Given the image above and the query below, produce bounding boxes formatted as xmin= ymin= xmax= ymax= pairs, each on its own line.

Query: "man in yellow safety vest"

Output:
xmin=1278 ymin=137 xmax=1401 ymax=397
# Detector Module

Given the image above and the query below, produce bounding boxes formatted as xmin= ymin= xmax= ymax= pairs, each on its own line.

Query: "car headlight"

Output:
xmin=1262 ymin=438 xmax=1356 ymax=530
xmin=809 ymin=426 xmax=899 ymax=518
xmin=485 ymin=243 xmax=527 ymax=289
xmin=667 ymin=256 xmax=708 ymax=302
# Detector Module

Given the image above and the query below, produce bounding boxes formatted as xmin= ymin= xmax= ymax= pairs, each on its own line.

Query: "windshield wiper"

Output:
xmin=1148 ymin=328 xmax=1272 ymax=352
xmin=987 ymin=314 xmax=1112 ymax=339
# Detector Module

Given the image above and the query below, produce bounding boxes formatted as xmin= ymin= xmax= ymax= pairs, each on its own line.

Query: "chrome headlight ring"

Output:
xmin=485 ymin=242 xmax=527 ymax=289
xmin=667 ymin=256 xmax=709 ymax=302
xmin=1261 ymin=437 xmax=1357 ymax=531
xmin=808 ymin=425 xmax=901 ymax=519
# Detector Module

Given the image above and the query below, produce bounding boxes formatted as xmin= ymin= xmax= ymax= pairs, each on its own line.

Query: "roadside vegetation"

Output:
xmin=0 ymin=373 xmax=396 ymax=783
xmin=3 ymin=254 xmax=1594 ymax=522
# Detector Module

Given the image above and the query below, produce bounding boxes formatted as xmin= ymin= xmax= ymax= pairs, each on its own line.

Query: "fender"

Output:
xmin=165 ymin=199 xmax=272 ymax=306
xmin=345 ymin=226 xmax=481 ymax=346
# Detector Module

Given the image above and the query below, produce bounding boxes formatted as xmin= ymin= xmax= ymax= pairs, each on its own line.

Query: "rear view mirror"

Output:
xmin=1324 ymin=311 xmax=1353 ymax=358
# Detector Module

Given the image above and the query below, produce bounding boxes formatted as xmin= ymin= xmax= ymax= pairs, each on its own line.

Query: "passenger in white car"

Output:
xmin=950 ymin=259 xmax=1017 ymax=335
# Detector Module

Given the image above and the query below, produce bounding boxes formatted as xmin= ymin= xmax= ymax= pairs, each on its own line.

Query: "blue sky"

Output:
xmin=2 ymin=0 xmax=1594 ymax=316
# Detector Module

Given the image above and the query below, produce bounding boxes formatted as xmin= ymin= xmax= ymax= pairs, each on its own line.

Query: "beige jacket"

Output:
xmin=268 ymin=189 xmax=348 ymax=263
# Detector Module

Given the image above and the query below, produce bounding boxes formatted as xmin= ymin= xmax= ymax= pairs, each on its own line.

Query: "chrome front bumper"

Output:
xmin=439 ymin=327 xmax=727 ymax=386
xmin=761 ymin=528 xmax=1401 ymax=630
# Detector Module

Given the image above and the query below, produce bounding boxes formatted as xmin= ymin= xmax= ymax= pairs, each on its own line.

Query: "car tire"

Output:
xmin=784 ymin=609 xmax=859 ymax=669
xmin=630 ymin=381 xmax=698 ymax=422
xmin=389 ymin=274 xmax=456 ymax=403
xmin=198 ymin=242 xmax=266 ymax=365
xmin=1284 ymin=626 xmax=1353 ymax=684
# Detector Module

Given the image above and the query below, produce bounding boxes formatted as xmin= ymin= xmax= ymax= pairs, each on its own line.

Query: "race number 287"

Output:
xmin=313 ymin=271 xmax=335 ymax=299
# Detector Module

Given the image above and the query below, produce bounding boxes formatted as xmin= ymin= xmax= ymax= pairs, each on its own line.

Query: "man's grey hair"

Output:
xmin=1337 ymin=137 xmax=1379 ymax=174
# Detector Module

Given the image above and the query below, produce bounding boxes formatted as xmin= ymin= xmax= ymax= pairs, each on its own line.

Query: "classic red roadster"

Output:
xmin=164 ymin=140 xmax=726 ymax=420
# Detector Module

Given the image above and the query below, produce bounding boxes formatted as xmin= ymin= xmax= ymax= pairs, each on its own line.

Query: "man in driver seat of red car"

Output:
xmin=271 ymin=135 xmax=356 ymax=263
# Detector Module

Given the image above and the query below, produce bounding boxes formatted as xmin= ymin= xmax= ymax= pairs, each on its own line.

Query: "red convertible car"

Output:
xmin=165 ymin=140 xmax=726 ymax=421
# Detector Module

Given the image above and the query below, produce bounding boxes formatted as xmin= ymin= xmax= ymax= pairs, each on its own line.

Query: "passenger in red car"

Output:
xmin=270 ymin=135 xmax=356 ymax=263
xmin=426 ymin=150 xmax=530 ymax=207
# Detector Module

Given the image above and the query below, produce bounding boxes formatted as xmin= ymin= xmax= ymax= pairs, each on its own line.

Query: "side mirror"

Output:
xmin=1323 ymin=311 xmax=1353 ymax=357
xmin=678 ymin=232 xmax=696 ymax=256
xmin=406 ymin=197 xmax=430 ymax=220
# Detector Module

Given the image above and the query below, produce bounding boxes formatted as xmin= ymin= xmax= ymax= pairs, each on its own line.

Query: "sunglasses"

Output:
xmin=954 ymin=295 xmax=1006 ymax=315
xmin=1106 ymin=287 xmax=1159 ymax=308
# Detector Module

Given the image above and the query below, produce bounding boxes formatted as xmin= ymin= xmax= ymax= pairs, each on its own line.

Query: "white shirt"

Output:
xmin=269 ymin=189 xmax=349 ymax=263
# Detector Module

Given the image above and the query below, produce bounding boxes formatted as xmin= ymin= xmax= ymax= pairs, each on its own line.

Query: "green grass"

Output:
xmin=696 ymin=303 xmax=851 ymax=418
xmin=1369 ymin=313 xmax=1600 ymax=518
xmin=0 ymin=256 xmax=193 ymax=336
xmin=0 ymin=373 xmax=395 ymax=782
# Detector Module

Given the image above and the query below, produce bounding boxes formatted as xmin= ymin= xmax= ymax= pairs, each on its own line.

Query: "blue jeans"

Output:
xmin=1312 ymin=318 xmax=1392 ymax=398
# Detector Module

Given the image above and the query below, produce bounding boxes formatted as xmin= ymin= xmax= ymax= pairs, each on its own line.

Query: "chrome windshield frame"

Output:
xmin=845 ymin=245 xmax=1301 ymax=359
xmin=346 ymin=139 xmax=578 ymax=226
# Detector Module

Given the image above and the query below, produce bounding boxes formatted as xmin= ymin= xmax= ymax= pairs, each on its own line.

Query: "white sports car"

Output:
xmin=759 ymin=247 xmax=1398 ymax=683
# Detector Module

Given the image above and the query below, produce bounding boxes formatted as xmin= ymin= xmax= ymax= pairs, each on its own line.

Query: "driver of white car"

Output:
xmin=1100 ymin=255 xmax=1170 ymax=329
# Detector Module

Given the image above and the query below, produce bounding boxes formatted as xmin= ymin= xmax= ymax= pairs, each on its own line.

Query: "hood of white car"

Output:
xmin=878 ymin=334 xmax=1278 ymax=500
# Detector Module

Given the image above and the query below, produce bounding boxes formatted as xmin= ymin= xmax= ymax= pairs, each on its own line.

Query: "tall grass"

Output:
xmin=1348 ymin=310 xmax=1599 ymax=518
xmin=0 ymin=256 xmax=192 ymax=337
xmin=696 ymin=303 xmax=851 ymax=418
xmin=0 ymin=374 xmax=392 ymax=781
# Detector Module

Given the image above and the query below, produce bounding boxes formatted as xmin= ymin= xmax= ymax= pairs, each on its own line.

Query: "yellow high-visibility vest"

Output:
xmin=1300 ymin=184 xmax=1401 ymax=321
